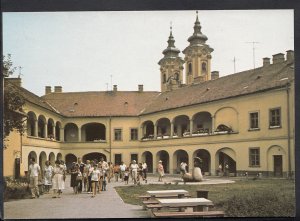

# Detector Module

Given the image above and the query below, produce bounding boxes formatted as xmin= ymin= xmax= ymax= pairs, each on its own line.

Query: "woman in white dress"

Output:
xmin=52 ymin=160 xmax=64 ymax=198
xmin=44 ymin=161 xmax=53 ymax=193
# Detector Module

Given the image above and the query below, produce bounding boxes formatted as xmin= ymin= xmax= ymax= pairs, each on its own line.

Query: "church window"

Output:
xmin=174 ymin=73 xmax=179 ymax=80
xmin=188 ymin=63 xmax=192 ymax=74
xmin=202 ymin=62 xmax=207 ymax=72
xmin=163 ymin=74 xmax=166 ymax=83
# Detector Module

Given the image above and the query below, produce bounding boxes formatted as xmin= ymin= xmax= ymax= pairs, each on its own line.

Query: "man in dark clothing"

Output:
xmin=77 ymin=157 xmax=85 ymax=193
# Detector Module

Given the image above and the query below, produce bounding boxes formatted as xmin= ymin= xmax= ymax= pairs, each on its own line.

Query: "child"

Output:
xmin=102 ymin=172 xmax=107 ymax=191
xmin=124 ymin=169 xmax=129 ymax=185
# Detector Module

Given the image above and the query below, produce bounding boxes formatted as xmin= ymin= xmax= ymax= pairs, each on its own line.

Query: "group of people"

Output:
xmin=28 ymin=156 xmax=153 ymax=199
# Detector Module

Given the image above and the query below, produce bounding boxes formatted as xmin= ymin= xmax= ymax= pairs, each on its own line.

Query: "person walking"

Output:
xmin=130 ymin=160 xmax=139 ymax=185
xmin=59 ymin=160 xmax=66 ymax=194
xmin=142 ymin=162 xmax=148 ymax=183
xmin=124 ymin=168 xmax=129 ymax=185
xmin=97 ymin=163 xmax=103 ymax=192
xmin=84 ymin=160 xmax=91 ymax=192
xmin=113 ymin=164 xmax=120 ymax=182
xmin=28 ymin=158 xmax=41 ymax=199
xmin=120 ymin=162 xmax=126 ymax=181
xmin=43 ymin=160 xmax=53 ymax=193
xmin=52 ymin=160 xmax=64 ymax=198
xmin=157 ymin=160 xmax=164 ymax=182
xmin=77 ymin=157 xmax=85 ymax=193
xmin=107 ymin=162 xmax=113 ymax=183
xmin=70 ymin=162 xmax=79 ymax=194
xmin=90 ymin=163 xmax=100 ymax=198
xmin=137 ymin=163 xmax=143 ymax=185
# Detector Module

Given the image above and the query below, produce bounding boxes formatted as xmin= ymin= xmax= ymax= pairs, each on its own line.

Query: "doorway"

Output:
xmin=273 ymin=155 xmax=283 ymax=177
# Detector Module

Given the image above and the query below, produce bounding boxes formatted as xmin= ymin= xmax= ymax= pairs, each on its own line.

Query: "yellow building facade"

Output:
xmin=3 ymin=14 xmax=295 ymax=179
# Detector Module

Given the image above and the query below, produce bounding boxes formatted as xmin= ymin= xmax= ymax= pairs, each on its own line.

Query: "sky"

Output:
xmin=3 ymin=10 xmax=294 ymax=96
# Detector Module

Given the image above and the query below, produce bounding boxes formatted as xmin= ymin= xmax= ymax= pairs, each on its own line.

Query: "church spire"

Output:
xmin=188 ymin=11 xmax=208 ymax=44
xmin=158 ymin=22 xmax=184 ymax=92
xmin=160 ymin=22 xmax=180 ymax=58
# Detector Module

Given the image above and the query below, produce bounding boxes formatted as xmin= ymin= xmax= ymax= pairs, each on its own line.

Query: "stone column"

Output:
xmin=169 ymin=153 xmax=174 ymax=174
xmin=188 ymin=152 xmax=194 ymax=173
xmin=44 ymin=123 xmax=48 ymax=138
xmin=34 ymin=120 xmax=38 ymax=137
xmin=53 ymin=125 xmax=56 ymax=139
xmin=60 ymin=127 xmax=64 ymax=142
xmin=152 ymin=153 xmax=157 ymax=174
xmin=210 ymin=152 xmax=216 ymax=176
xmin=154 ymin=123 xmax=157 ymax=139
xmin=170 ymin=122 xmax=174 ymax=138
xmin=78 ymin=126 xmax=81 ymax=142
xmin=211 ymin=116 xmax=215 ymax=133
xmin=189 ymin=119 xmax=193 ymax=135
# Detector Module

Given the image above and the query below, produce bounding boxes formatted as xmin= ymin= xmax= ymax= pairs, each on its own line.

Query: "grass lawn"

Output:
xmin=115 ymin=178 xmax=295 ymax=217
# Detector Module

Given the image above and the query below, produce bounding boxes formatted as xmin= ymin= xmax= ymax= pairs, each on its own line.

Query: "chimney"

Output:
xmin=272 ymin=53 xmax=285 ymax=64
xmin=138 ymin=84 xmax=143 ymax=92
xmin=211 ymin=71 xmax=219 ymax=80
xmin=113 ymin=85 xmax=117 ymax=92
xmin=286 ymin=50 xmax=294 ymax=62
xmin=263 ymin=57 xmax=270 ymax=67
xmin=45 ymin=86 xmax=52 ymax=95
xmin=8 ymin=78 xmax=22 ymax=87
xmin=54 ymin=86 xmax=62 ymax=93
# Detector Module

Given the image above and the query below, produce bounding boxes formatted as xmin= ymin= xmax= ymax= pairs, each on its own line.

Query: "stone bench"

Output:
xmin=152 ymin=210 xmax=225 ymax=218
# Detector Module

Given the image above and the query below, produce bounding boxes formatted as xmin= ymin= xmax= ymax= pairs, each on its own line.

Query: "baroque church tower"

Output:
xmin=183 ymin=11 xmax=214 ymax=85
xmin=158 ymin=25 xmax=184 ymax=92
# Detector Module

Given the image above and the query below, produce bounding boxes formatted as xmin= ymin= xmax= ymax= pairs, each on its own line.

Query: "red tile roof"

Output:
xmin=140 ymin=61 xmax=294 ymax=115
xmin=42 ymin=91 xmax=159 ymax=117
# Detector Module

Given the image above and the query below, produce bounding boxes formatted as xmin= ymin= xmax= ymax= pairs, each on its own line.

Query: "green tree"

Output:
xmin=3 ymin=54 xmax=26 ymax=140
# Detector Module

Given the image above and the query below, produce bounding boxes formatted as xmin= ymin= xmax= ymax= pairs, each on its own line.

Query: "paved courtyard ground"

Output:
xmin=4 ymin=174 xmax=234 ymax=219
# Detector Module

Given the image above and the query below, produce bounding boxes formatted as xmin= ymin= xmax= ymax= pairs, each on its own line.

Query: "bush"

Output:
xmin=4 ymin=176 xmax=31 ymax=201
xmin=222 ymin=189 xmax=295 ymax=217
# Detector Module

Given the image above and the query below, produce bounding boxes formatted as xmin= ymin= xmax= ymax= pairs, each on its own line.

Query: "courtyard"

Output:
xmin=4 ymin=174 xmax=295 ymax=219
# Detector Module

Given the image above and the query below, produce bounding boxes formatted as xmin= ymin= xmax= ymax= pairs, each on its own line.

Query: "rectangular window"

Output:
xmin=130 ymin=128 xmax=138 ymax=140
xmin=249 ymin=112 xmax=259 ymax=129
xmin=131 ymin=154 xmax=138 ymax=163
xmin=249 ymin=148 xmax=260 ymax=167
xmin=114 ymin=128 xmax=122 ymax=141
xmin=269 ymin=108 xmax=281 ymax=127
xmin=115 ymin=154 xmax=122 ymax=165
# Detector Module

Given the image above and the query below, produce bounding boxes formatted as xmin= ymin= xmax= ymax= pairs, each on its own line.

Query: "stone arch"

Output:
xmin=173 ymin=149 xmax=189 ymax=174
xmin=65 ymin=153 xmax=77 ymax=171
xmin=27 ymin=111 xmax=37 ymax=136
xmin=39 ymin=151 xmax=47 ymax=170
xmin=141 ymin=151 xmax=153 ymax=173
xmin=37 ymin=115 xmax=47 ymax=138
xmin=267 ymin=145 xmax=286 ymax=177
xmin=49 ymin=152 xmax=55 ymax=166
xmin=156 ymin=118 xmax=171 ymax=138
xmin=28 ymin=151 xmax=37 ymax=169
xmin=193 ymin=149 xmax=211 ymax=174
xmin=82 ymin=152 xmax=107 ymax=163
xmin=156 ymin=150 xmax=169 ymax=174
xmin=55 ymin=121 xmax=62 ymax=141
xmin=215 ymin=147 xmax=237 ymax=175
xmin=64 ymin=123 xmax=79 ymax=142
xmin=214 ymin=107 xmax=238 ymax=132
xmin=192 ymin=111 xmax=213 ymax=134
xmin=141 ymin=120 xmax=154 ymax=139
xmin=81 ymin=122 xmax=106 ymax=141
xmin=47 ymin=118 xmax=55 ymax=139
xmin=173 ymin=115 xmax=190 ymax=137
xmin=56 ymin=153 xmax=62 ymax=161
